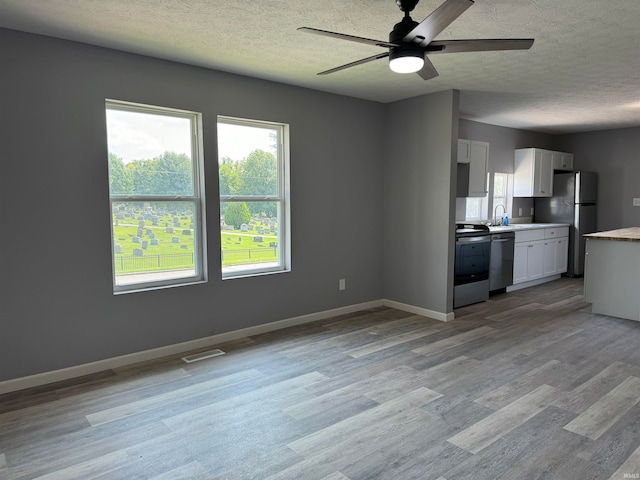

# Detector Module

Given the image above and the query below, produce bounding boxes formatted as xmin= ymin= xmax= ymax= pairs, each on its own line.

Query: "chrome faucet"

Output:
xmin=494 ymin=204 xmax=506 ymax=226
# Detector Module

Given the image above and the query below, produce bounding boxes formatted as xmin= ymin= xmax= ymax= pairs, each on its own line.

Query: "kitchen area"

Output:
xmin=454 ymin=141 xmax=598 ymax=309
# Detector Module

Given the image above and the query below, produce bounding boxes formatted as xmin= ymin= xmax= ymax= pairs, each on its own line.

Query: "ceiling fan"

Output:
xmin=298 ymin=0 xmax=534 ymax=79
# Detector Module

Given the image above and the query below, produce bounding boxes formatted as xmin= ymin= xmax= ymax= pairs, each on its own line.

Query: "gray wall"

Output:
xmin=383 ymin=91 xmax=459 ymax=314
xmin=0 ymin=29 xmax=387 ymax=381
xmin=556 ymin=127 xmax=640 ymax=230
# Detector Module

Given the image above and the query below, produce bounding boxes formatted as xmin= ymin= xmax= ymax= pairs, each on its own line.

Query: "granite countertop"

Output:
xmin=487 ymin=223 xmax=570 ymax=233
xmin=584 ymin=227 xmax=640 ymax=242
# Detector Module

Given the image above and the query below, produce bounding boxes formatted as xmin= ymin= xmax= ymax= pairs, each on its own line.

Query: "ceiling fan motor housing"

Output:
xmin=396 ymin=0 xmax=420 ymax=12
xmin=389 ymin=16 xmax=420 ymax=44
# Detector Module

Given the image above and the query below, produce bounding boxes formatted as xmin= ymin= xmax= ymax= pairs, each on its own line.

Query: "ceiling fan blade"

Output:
xmin=428 ymin=38 xmax=534 ymax=53
xmin=404 ymin=0 xmax=474 ymax=46
xmin=298 ymin=27 xmax=396 ymax=48
xmin=317 ymin=52 xmax=390 ymax=75
xmin=416 ymin=55 xmax=439 ymax=80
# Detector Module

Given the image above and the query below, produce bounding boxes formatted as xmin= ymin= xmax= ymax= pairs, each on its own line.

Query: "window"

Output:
xmin=217 ymin=116 xmax=290 ymax=278
xmin=491 ymin=172 xmax=511 ymax=221
xmin=465 ymin=173 xmax=489 ymax=221
xmin=106 ymin=100 xmax=206 ymax=293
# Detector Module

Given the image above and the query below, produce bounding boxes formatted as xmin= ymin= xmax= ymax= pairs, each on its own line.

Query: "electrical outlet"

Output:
xmin=339 ymin=279 xmax=346 ymax=291
xmin=633 ymin=198 xmax=640 ymax=207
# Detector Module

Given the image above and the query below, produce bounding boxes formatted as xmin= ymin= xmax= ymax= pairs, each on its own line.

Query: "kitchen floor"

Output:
xmin=1 ymin=277 xmax=639 ymax=479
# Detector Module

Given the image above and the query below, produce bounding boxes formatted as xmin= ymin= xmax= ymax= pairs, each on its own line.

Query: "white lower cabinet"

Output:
xmin=543 ymin=236 xmax=569 ymax=276
xmin=514 ymin=237 xmax=544 ymax=283
xmin=510 ymin=226 xmax=569 ymax=291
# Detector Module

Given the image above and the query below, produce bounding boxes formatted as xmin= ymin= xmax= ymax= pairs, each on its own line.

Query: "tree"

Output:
xmin=153 ymin=151 xmax=193 ymax=195
xmin=237 ymin=149 xmax=277 ymax=216
xmin=108 ymin=153 xmax=133 ymax=195
xmin=218 ymin=156 xmax=240 ymax=196
xmin=224 ymin=202 xmax=251 ymax=229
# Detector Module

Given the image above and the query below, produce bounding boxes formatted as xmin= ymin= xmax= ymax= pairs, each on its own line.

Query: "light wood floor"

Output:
xmin=1 ymin=278 xmax=639 ymax=480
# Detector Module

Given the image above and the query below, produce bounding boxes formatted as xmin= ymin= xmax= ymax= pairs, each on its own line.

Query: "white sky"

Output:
xmin=217 ymin=122 xmax=276 ymax=162
xmin=106 ymin=108 xmax=275 ymax=163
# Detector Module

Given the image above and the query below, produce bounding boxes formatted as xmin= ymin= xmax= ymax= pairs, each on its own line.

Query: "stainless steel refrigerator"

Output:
xmin=534 ymin=171 xmax=597 ymax=276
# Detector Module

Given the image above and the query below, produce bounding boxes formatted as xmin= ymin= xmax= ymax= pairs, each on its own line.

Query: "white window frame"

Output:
xmin=106 ymin=100 xmax=207 ymax=294
xmin=490 ymin=172 xmax=513 ymax=222
xmin=218 ymin=116 xmax=291 ymax=279
xmin=465 ymin=173 xmax=490 ymax=222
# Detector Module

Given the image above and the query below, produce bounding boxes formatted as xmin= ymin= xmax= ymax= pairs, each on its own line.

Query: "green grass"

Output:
xmin=113 ymin=214 xmax=279 ymax=272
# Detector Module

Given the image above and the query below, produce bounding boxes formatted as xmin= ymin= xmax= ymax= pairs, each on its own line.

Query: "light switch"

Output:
xmin=633 ymin=198 xmax=640 ymax=207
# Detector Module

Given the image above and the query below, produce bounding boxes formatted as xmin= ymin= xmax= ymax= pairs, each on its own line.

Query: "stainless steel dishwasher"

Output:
xmin=490 ymin=232 xmax=515 ymax=291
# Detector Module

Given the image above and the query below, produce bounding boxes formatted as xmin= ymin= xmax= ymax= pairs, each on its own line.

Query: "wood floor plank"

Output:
xmin=447 ymin=384 xmax=560 ymax=454
xmin=162 ymin=371 xmax=327 ymax=432
xmin=563 ymin=376 xmax=640 ymax=440
xmin=411 ymin=326 xmax=496 ymax=356
xmin=553 ymin=361 xmax=640 ymax=414
xmin=475 ymin=359 xmax=572 ymax=410
xmin=85 ymin=368 xmax=265 ymax=426
xmin=442 ymin=406 xmax=584 ymax=480
xmin=345 ymin=322 xmax=449 ymax=358
xmin=320 ymin=472 xmax=351 ymax=480
xmin=28 ymin=450 xmax=130 ymax=480
xmin=287 ymin=387 xmax=437 ymax=457
xmin=608 ymin=444 xmax=640 ymax=480
xmin=577 ymin=402 xmax=640 ymax=473
xmin=271 ymin=406 xmax=436 ymax=479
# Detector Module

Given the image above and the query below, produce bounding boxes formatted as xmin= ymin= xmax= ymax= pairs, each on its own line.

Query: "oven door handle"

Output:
xmin=457 ymin=236 xmax=490 ymax=244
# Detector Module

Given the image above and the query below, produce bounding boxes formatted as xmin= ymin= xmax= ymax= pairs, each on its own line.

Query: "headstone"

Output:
xmin=132 ymin=236 xmax=140 ymax=243
xmin=141 ymin=240 xmax=149 ymax=250
xmin=165 ymin=227 xmax=174 ymax=233
xmin=151 ymin=238 xmax=159 ymax=246
xmin=241 ymin=224 xmax=248 ymax=232
xmin=137 ymin=228 xmax=143 ymax=237
xmin=114 ymin=244 xmax=124 ymax=254
xmin=172 ymin=237 xmax=180 ymax=243
xmin=182 ymin=229 xmax=191 ymax=235
xmin=133 ymin=248 xmax=144 ymax=257
xmin=181 ymin=245 xmax=188 ymax=249
xmin=148 ymin=232 xmax=155 ymax=239
xmin=138 ymin=220 xmax=145 ymax=228
xmin=253 ymin=236 xmax=263 ymax=242
xmin=146 ymin=229 xmax=153 ymax=235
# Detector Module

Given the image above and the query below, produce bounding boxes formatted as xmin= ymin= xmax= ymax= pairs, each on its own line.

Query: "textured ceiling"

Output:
xmin=1 ymin=0 xmax=639 ymax=134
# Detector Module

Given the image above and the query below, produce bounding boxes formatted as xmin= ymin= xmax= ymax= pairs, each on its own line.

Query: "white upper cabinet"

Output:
xmin=457 ymin=139 xmax=471 ymax=163
xmin=552 ymin=151 xmax=574 ymax=171
xmin=514 ymin=148 xmax=554 ymax=197
xmin=457 ymin=139 xmax=489 ymax=197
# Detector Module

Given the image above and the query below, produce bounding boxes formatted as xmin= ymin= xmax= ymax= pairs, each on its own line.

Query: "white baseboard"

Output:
xmin=0 ymin=299 xmax=384 ymax=395
xmin=382 ymin=299 xmax=454 ymax=322
xmin=506 ymin=274 xmax=561 ymax=292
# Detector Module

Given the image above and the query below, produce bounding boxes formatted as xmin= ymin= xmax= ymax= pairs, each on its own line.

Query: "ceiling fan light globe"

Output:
xmin=389 ymin=55 xmax=424 ymax=74
xmin=388 ymin=49 xmax=424 ymax=73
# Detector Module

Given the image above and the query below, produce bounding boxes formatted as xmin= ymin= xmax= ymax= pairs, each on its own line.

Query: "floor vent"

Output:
xmin=181 ymin=349 xmax=226 ymax=363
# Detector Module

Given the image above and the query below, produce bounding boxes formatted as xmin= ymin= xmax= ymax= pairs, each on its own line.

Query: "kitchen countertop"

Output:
xmin=486 ymin=223 xmax=570 ymax=233
xmin=584 ymin=227 xmax=640 ymax=242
